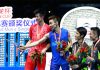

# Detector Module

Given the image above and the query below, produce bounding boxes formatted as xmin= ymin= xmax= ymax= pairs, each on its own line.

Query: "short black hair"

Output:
xmin=33 ymin=8 xmax=46 ymax=16
xmin=91 ymin=27 xmax=100 ymax=38
xmin=48 ymin=15 xmax=60 ymax=25
xmin=76 ymin=27 xmax=87 ymax=38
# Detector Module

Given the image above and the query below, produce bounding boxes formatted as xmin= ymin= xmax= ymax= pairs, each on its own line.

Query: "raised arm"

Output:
xmin=19 ymin=33 xmax=49 ymax=50
xmin=26 ymin=33 xmax=49 ymax=48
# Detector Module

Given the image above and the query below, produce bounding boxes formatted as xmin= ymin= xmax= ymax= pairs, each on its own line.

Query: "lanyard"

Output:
xmin=94 ymin=39 xmax=100 ymax=48
xmin=37 ymin=23 xmax=45 ymax=39
xmin=54 ymin=29 xmax=61 ymax=42
xmin=74 ymin=41 xmax=84 ymax=55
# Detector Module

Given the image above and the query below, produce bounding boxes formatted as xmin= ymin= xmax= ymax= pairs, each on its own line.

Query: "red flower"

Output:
xmin=67 ymin=54 xmax=78 ymax=65
xmin=79 ymin=47 xmax=88 ymax=53
xmin=78 ymin=47 xmax=90 ymax=57
xmin=56 ymin=41 xmax=68 ymax=58
xmin=62 ymin=40 xmax=68 ymax=49
xmin=56 ymin=40 xmax=68 ymax=51
xmin=67 ymin=54 xmax=77 ymax=61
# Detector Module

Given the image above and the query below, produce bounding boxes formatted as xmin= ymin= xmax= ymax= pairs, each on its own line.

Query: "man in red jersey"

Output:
xmin=24 ymin=8 xmax=51 ymax=70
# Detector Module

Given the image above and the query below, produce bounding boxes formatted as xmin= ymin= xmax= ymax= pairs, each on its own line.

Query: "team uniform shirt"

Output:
xmin=28 ymin=23 xmax=51 ymax=56
xmin=49 ymin=28 xmax=69 ymax=65
xmin=72 ymin=42 xmax=89 ymax=70
xmin=91 ymin=39 xmax=100 ymax=70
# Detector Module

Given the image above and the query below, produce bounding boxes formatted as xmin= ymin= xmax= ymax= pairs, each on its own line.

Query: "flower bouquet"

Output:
xmin=30 ymin=49 xmax=38 ymax=60
xmin=67 ymin=54 xmax=78 ymax=65
xmin=37 ymin=51 xmax=44 ymax=64
xmin=78 ymin=47 xmax=90 ymax=58
xmin=56 ymin=40 xmax=68 ymax=57
xmin=30 ymin=49 xmax=44 ymax=64
xmin=56 ymin=40 xmax=68 ymax=51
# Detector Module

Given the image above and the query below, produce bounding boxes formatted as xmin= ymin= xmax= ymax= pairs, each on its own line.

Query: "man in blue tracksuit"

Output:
xmin=49 ymin=26 xmax=71 ymax=70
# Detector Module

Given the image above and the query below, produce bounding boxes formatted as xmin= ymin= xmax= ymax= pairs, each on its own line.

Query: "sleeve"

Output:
xmin=94 ymin=50 xmax=100 ymax=64
xmin=94 ymin=41 xmax=100 ymax=64
xmin=97 ymin=41 xmax=100 ymax=52
xmin=94 ymin=49 xmax=99 ymax=61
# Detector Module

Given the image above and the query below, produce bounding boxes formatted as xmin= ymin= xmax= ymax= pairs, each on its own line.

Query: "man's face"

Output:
xmin=35 ymin=13 xmax=43 ymax=22
xmin=90 ymin=30 xmax=97 ymax=41
xmin=75 ymin=31 xmax=81 ymax=41
xmin=49 ymin=19 xmax=57 ymax=31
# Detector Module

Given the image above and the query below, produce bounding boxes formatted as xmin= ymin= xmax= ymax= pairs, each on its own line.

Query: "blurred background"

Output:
xmin=0 ymin=0 xmax=100 ymax=70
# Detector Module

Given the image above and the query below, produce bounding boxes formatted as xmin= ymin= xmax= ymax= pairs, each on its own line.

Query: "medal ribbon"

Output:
xmin=37 ymin=23 xmax=45 ymax=39
xmin=54 ymin=29 xmax=61 ymax=48
xmin=91 ymin=39 xmax=100 ymax=57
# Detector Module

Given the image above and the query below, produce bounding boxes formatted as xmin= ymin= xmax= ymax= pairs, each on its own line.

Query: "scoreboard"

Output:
xmin=0 ymin=18 xmax=35 ymax=70
xmin=0 ymin=33 xmax=7 ymax=66
xmin=0 ymin=32 xmax=29 ymax=67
